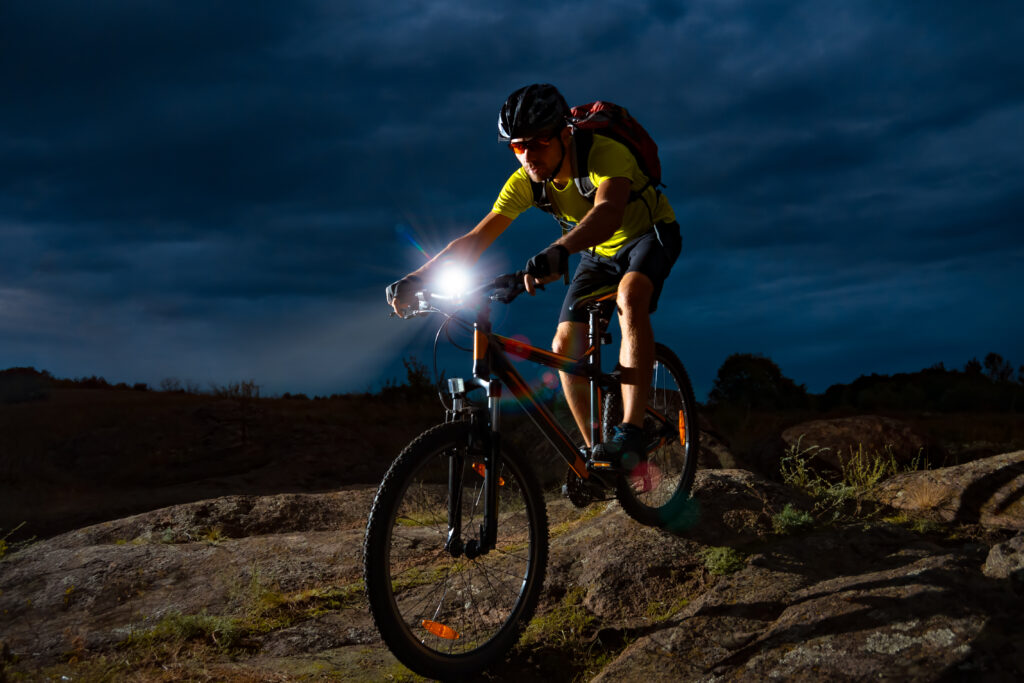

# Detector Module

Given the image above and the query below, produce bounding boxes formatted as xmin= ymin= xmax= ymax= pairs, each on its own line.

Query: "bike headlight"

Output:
xmin=437 ymin=265 xmax=472 ymax=297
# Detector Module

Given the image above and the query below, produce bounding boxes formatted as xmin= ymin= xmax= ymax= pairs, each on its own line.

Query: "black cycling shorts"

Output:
xmin=558 ymin=221 xmax=682 ymax=324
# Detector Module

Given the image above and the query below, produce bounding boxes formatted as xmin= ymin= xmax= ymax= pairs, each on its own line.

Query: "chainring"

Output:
xmin=563 ymin=468 xmax=612 ymax=508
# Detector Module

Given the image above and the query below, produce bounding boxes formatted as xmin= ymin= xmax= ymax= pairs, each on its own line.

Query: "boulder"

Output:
xmin=699 ymin=430 xmax=740 ymax=469
xmin=983 ymin=534 xmax=1024 ymax=584
xmin=782 ymin=415 xmax=933 ymax=471
xmin=874 ymin=451 xmax=1024 ymax=530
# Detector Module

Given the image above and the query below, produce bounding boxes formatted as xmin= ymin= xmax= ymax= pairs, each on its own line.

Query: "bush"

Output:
xmin=700 ymin=546 xmax=747 ymax=575
xmin=211 ymin=380 xmax=260 ymax=399
xmin=772 ymin=504 xmax=815 ymax=534
xmin=0 ymin=367 xmax=52 ymax=403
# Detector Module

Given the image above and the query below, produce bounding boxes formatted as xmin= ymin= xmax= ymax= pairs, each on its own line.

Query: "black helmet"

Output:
xmin=497 ymin=84 xmax=570 ymax=142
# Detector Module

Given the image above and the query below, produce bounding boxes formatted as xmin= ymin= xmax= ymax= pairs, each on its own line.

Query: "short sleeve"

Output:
xmin=492 ymin=169 xmax=534 ymax=219
xmin=586 ymin=137 xmax=645 ymax=192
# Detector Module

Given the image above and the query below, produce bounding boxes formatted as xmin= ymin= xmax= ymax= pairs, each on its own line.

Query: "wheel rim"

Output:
xmin=625 ymin=358 xmax=692 ymax=510
xmin=383 ymin=444 xmax=539 ymax=659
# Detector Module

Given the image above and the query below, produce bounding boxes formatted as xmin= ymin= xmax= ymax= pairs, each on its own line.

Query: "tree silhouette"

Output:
xmin=983 ymin=352 xmax=1014 ymax=383
xmin=707 ymin=353 xmax=808 ymax=411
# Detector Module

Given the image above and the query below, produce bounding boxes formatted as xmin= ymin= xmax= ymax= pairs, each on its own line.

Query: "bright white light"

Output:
xmin=437 ymin=265 xmax=472 ymax=297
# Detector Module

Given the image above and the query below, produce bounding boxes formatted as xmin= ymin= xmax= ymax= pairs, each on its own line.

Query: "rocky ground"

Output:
xmin=2 ymin=448 xmax=1024 ymax=681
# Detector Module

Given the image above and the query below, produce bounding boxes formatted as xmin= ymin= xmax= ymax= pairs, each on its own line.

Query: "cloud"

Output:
xmin=1 ymin=0 xmax=1022 ymax=396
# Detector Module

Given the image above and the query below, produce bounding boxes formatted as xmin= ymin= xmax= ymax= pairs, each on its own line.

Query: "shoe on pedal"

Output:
xmin=588 ymin=422 xmax=646 ymax=473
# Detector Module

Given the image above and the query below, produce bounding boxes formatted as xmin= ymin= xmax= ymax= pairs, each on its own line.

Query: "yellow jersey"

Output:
xmin=492 ymin=135 xmax=675 ymax=258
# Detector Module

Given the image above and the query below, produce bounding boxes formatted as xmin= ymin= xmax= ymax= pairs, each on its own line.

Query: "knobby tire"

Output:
xmin=604 ymin=342 xmax=700 ymax=529
xmin=363 ymin=422 xmax=548 ymax=680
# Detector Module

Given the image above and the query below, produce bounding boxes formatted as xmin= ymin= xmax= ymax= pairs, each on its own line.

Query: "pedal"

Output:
xmin=563 ymin=469 xmax=611 ymax=508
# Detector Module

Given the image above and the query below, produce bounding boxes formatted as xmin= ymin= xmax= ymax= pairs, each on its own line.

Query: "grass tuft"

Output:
xmin=518 ymin=585 xmax=595 ymax=649
xmin=779 ymin=436 xmax=929 ymax=523
xmin=701 ymin=546 xmax=747 ymax=576
xmin=0 ymin=523 xmax=34 ymax=560
xmin=772 ymin=503 xmax=815 ymax=535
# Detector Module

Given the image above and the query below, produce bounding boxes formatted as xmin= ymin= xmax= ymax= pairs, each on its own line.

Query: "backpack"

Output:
xmin=531 ymin=101 xmax=663 ymax=225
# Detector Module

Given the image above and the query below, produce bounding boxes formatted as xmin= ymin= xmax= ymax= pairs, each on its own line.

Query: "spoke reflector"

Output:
xmin=678 ymin=411 xmax=686 ymax=445
xmin=422 ymin=620 xmax=460 ymax=640
xmin=472 ymin=462 xmax=505 ymax=486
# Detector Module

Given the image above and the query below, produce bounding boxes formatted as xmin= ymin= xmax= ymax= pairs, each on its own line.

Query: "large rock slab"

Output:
xmin=782 ymin=415 xmax=934 ymax=471
xmin=0 ymin=491 xmax=376 ymax=667
xmin=874 ymin=451 xmax=1024 ymax=530
xmin=595 ymin=532 xmax=1024 ymax=681
xmin=4 ymin=467 xmax=1024 ymax=681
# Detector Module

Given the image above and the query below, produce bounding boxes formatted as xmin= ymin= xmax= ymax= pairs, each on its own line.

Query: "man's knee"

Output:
xmin=616 ymin=272 xmax=654 ymax=319
xmin=552 ymin=322 xmax=586 ymax=356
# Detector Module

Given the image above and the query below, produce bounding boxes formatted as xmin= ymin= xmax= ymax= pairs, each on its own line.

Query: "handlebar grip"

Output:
xmin=491 ymin=271 xmax=530 ymax=304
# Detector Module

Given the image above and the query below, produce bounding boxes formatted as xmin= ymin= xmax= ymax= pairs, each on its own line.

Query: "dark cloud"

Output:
xmin=1 ymin=0 xmax=1022 ymax=397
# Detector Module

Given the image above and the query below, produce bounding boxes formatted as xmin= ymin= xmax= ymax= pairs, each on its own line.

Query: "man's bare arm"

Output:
xmin=555 ymin=176 xmax=631 ymax=253
xmin=408 ymin=211 xmax=512 ymax=280
xmin=523 ymin=177 xmax=631 ymax=294
xmin=391 ymin=211 xmax=513 ymax=314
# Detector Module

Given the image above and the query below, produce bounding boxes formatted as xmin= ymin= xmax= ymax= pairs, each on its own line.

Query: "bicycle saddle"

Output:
xmin=568 ymin=285 xmax=618 ymax=314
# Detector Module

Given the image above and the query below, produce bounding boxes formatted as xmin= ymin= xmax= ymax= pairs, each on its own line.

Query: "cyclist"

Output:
xmin=387 ymin=83 xmax=681 ymax=471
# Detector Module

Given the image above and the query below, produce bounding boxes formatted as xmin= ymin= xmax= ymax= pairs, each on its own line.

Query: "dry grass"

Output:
xmin=900 ymin=478 xmax=952 ymax=512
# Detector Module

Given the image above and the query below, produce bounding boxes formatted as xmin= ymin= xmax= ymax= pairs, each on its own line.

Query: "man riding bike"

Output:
xmin=387 ymin=83 xmax=681 ymax=471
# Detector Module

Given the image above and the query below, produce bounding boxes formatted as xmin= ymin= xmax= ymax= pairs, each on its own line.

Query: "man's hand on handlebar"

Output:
xmin=386 ymin=275 xmax=422 ymax=317
xmin=523 ymin=272 xmax=560 ymax=296
xmin=524 ymin=244 xmax=568 ymax=296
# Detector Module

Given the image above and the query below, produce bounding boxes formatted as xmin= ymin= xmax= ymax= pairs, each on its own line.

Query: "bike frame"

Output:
xmin=443 ymin=289 xmax=670 ymax=559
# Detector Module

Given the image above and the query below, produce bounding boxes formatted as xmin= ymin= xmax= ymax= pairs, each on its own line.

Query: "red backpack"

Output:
xmin=531 ymin=101 xmax=663 ymax=220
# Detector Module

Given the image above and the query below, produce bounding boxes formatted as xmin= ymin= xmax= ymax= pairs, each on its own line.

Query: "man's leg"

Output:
xmin=616 ymin=271 xmax=655 ymax=427
xmin=552 ymin=321 xmax=592 ymax=446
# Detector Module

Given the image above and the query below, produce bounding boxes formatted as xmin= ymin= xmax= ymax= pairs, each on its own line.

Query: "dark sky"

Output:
xmin=2 ymin=1 xmax=1023 ymax=400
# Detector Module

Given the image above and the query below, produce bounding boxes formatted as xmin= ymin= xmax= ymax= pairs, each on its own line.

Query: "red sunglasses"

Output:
xmin=508 ymin=135 xmax=555 ymax=154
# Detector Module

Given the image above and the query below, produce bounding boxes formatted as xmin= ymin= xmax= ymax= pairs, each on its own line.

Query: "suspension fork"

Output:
xmin=467 ymin=379 xmax=501 ymax=559
xmin=448 ymin=303 xmax=500 ymax=560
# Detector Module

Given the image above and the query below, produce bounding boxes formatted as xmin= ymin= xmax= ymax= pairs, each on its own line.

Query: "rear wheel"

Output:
xmin=363 ymin=422 xmax=548 ymax=679
xmin=604 ymin=343 xmax=700 ymax=529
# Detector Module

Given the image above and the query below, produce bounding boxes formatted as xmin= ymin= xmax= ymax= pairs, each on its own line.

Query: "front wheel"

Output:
xmin=363 ymin=422 xmax=548 ymax=680
xmin=604 ymin=343 xmax=700 ymax=530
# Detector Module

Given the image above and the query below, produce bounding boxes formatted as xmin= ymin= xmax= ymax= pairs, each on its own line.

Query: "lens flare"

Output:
xmin=629 ymin=462 xmax=662 ymax=494
xmin=395 ymin=224 xmax=431 ymax=260
xmin=437 ymin=265 xmax=472 ymax=296
xmin=506 ymin=334 xmax=532 ymax=361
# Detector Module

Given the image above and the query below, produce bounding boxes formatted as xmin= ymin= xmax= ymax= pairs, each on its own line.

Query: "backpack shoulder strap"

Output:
xmin=532 ymin=179 xmax=557 ymax=216
xmin=570 ymin=129 xmax=596 ymax=200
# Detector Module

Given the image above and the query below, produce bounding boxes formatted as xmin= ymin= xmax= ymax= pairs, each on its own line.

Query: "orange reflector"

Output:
xmin=678 ymin=411 xmax=686 ymax=445
xmin=471 ymin=462 xmax=504 ymax=486
xmin=422 ymin=620 xmax=460 ymax=640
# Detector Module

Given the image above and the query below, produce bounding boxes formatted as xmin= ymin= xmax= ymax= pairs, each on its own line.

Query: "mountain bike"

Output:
xmin=363 ymin=271 xmax=699 ymax=680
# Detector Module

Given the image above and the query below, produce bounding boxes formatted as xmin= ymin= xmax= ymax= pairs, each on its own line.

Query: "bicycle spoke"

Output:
xmin=365 ymin=422 xmax=547 ymax=675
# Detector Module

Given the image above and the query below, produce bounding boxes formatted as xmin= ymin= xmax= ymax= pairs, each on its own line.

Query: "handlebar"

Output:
xmin=390 ymin=271 xmax=536 ymax=319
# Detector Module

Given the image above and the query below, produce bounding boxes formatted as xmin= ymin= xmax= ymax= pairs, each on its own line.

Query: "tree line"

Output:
xmin=708 ymin=352 xmax=1024 ymax=413
xmin=5 ymin=350 xmax=1023 ymax=413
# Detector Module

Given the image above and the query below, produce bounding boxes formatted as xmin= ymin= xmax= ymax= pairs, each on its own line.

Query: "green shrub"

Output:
xmin=772 ymin=504 xmax=815 ymax=534
xmin=701 ymin=546 xmax=747 ymax=576
xmin=780 ymin=436 xmax=928 ymax=523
